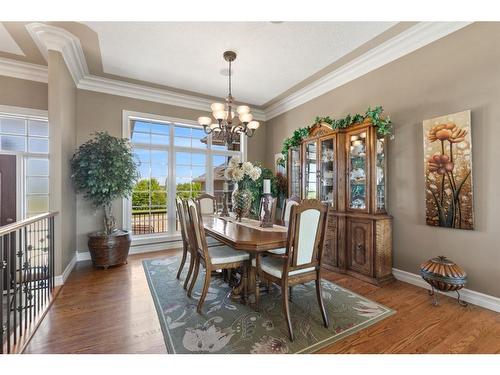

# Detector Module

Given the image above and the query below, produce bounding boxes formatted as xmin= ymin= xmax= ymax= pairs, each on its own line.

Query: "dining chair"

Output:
xmin=253 ymin=199 xmax=329 ymax=341
xmin=196 ymin=193 xmax=217 ymax=215
xmin=176 ymin=197 xmax=225 ymax=289
xmin=259 ymin=195 xmax=277 ymax=224
xmin=281 ymin=195 xmax=300 ymax=227
xmin=186 ymin=199 xmax=249 ymax=313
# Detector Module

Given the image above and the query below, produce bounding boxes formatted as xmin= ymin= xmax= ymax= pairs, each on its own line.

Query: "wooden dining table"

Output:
xmin=203 ymin=215 xmax=288 ymax=302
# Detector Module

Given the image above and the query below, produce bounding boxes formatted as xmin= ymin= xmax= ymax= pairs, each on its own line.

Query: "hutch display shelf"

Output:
xmin=287 ymin=119 xmax=393 ymax=285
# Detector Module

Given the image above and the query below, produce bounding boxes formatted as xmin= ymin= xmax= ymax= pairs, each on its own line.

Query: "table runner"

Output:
xmin=217 ymin=214 xmax=288 ymax=232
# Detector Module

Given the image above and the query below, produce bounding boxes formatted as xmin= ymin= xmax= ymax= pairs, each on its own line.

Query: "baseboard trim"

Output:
xmin=54 ymin=253 xmax=77 ymax=286
xmin=76 ymin=240 xmax=182 ymax=262
xmin=392 ymin=268 xmax=500 ymax=313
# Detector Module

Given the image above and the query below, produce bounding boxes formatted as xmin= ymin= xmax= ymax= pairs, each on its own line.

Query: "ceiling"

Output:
xmin=82 ymin=22 xmax=396 ymax=106
xmin=0 ymin=23 xmax=24 ymax=56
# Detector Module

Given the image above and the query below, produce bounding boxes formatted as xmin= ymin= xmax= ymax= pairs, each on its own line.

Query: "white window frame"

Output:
xmin=122 ymin=110 xmax=246 ymax=243
xmin=0 ymin=105 xmax=49 ymax=220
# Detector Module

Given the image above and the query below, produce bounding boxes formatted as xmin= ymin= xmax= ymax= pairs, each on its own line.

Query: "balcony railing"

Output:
xmin=1 ymin=212 xmax=57 ymax=354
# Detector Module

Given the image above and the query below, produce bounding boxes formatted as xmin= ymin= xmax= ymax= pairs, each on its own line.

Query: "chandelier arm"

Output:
xmin=202 ymin=125 xmax=212 ymax=135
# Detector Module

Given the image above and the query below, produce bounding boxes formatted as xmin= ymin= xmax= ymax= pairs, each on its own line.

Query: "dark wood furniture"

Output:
xmin=287 ymin=119 xmax=393 ymax=285
xmin=254 ymin=199 xmax=329 ymax=341
xmin=175 ymin=198 xmax=194 ymax=289
xmin=186 ymin=199 xmax=249 ymax=313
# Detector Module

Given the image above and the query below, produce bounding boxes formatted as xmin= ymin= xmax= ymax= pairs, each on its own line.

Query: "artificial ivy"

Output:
xmin=281 ymin=106 xmax=392 ymax=159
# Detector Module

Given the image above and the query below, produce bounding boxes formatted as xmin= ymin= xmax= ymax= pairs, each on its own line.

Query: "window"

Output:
xmin=125 ymin=111 xmax=243 ymax=238
xmin=0 ymin=112 xmax=49 ymax=218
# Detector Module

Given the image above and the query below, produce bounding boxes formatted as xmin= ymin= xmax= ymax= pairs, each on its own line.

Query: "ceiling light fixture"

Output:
xmin=198 ymin=50 xmax=259 ymax=147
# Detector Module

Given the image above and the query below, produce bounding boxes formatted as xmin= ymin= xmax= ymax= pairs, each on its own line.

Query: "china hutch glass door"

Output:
xmin=319 ymin=137 xmax=335 ymax=205
xmin=289 ymin=147 xmax=301 ymax=197
xmin=376 ymin=135 xmax=387 ymax=212
xmin=348 ymin=130 xmax=368 ymax=210
xmin=304 ymin=141 xmax=317 ymax=199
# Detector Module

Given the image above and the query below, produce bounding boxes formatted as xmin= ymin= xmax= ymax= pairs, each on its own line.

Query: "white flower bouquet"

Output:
xmin=224 ymin=156 xmax=262 ymax=187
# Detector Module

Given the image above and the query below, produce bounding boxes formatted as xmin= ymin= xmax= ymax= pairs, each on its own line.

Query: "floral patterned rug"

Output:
xmin=143 ymin=257 xmax=395 ymax=354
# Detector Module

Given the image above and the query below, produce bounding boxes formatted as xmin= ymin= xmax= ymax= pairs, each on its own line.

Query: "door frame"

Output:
xmin=0 ymin=152 xmax=24 ymax=223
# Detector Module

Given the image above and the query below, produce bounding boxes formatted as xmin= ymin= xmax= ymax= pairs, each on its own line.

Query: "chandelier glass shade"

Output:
xmin=197 ymin=51 xmax=259 ymax=147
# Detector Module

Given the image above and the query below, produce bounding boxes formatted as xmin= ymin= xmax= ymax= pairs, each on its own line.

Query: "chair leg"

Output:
xmin=183 ymin=255 xmax=195 ymax=290
xmin=254 ymin=272 xmax=260 ymax=311
xmin=188 ymin=257 xmax=200 ymax=298
xmin=282 ymin=282 xmax=294 ymax=341
xmin=176 ymin=247 xmax=188 ymax=279
xmin=289 ymin=286 xmax=293 ymax=301
xmin=315 ymin=276 xmax=329 ymax=328
xmin=197 ymin=267 xmax=212 ymax=313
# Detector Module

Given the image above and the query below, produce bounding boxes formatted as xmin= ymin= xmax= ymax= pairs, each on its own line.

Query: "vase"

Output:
xmin=231 ymin=183 xmax=252 ymax=221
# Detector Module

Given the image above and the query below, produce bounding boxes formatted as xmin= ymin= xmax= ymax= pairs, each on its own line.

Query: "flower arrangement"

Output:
xmin=224 ymin=157 xmax=262 ymax=188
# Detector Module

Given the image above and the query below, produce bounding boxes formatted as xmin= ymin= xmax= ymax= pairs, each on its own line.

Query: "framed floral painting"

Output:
xmin=423 ymin=110 xmax=474 ymax=230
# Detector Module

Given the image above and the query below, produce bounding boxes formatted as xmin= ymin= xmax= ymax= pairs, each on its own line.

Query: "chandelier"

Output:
xmin=197 ymin=50 xmax=260 ymax=147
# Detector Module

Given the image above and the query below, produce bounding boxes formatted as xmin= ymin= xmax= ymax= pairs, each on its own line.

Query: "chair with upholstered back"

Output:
xmin=281 ymin=195 xmax=300 ymax=227
xmin=253 ymin=199 xmax=329 ymax=341
xmin=196 ymin=193 xmax=217 ymax=215
xmin=186 ymin=199 xmax=249 ymax=313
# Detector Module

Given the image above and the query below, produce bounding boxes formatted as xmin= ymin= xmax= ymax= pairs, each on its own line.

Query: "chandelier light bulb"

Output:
xmin=248 ymin=120 xmax=260 ymax=130
xmin=214 ymin=110 xmax=226 ymax=120
xmin=198 ymin=116 xmax=212 ymax=126
xmin=239 ymin=113 xmax=253 ymax=123
xmin=236 ymin=105 xmax=250 ymax=115
xmin=211 ymin=103 xmax=225 ymax=112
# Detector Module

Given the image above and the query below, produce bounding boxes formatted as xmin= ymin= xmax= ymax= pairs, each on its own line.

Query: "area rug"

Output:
xmin=143 ymin=257 xmax=395 ymax=354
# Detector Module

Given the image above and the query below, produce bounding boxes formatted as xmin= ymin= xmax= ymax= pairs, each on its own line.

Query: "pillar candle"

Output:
xmin=263 ymin=179 xmax=271 ymax=194
xmin=223 ymin=182 xmax=229 ymax=192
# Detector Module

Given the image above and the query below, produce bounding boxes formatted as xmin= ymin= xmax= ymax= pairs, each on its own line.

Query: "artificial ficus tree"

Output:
xmin=71 ymin=132 xmax=139 ymax=235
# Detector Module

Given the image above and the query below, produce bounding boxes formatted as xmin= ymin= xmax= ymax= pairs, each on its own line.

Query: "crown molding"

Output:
xmin=264 ymin=22 xmax=473 ymax=120
xmin=0 ymin=57 xmax=48 ymax=83
xmin=23 ymin=23 xmax=266 ymax=121
xmin=26 ymin=22 xmax=89 ymax=85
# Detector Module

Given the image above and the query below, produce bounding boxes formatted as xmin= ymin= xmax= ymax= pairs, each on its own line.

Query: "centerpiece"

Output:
xmin=224 ymin=157 xmax=262 ymax=221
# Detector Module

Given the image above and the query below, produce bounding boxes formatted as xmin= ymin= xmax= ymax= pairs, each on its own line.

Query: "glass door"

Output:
xmin=348 ymin=130 xmax=368 ymax=210
xmin=376 ymin=135 xmax=387 ymax=212
xmin=288 ymin=147 xmax=301 ymax=198
xmin=319 ymin=136 xmax=335 ymax=206
xmin=304 ymin=140 xmax=318 ymax=199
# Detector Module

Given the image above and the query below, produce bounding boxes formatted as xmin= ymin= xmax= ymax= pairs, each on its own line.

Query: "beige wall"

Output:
xmin=0 ymin=75 xmax=48 ymax=110
xmin=48 ymin=51 xmax=77 ymax=274
xmin=75 ymin=89 xmax=266 ymax=252
xmin=265 ymin=22 xmax=500 ymax=297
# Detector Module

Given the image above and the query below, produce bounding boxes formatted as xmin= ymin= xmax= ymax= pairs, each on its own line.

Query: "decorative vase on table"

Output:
xmin=224 ymin=156 xmax=262 ymax=222
xmin=232 ymin=182 xmax=253 ymax=221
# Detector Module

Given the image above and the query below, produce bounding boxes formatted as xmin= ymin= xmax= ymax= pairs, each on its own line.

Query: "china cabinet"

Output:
xmin=287 ymin=119 xmax=393 ymax=285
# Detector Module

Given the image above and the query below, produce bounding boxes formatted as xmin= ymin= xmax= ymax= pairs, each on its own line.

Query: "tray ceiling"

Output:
xmin=83 ymin=22 xmax=396 ymax=106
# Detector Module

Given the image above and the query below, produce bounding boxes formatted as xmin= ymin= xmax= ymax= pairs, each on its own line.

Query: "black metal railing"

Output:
xmin=1 ymin=212 xmax=57 ymax=354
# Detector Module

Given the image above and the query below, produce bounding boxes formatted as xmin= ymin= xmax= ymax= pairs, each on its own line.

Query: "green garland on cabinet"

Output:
xmin=280 ymin=106 xmax=392 ymax=160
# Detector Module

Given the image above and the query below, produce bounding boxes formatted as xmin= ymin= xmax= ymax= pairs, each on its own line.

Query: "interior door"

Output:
xmin=0 ymin=154 xmax=17 ymax=226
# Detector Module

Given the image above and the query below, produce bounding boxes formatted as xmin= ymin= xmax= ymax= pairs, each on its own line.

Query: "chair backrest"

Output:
xmin=259 ymin=196 xmax=277 ymax=223
xmin=282 ymin=196 xmax=300 ymax=227
xmin=186 ymin=198 xmax=210 ymax=264
xmin=176 ymin=197 xmax=191 ymax=254
xmin=284 ymin=199 xmax=328 ymax=274
xmin=196 ymin=193 xmax=217 ymax=215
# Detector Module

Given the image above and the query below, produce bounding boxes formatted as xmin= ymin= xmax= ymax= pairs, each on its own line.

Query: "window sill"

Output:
xmin=132 ymin=233 xmax=182 ymax=247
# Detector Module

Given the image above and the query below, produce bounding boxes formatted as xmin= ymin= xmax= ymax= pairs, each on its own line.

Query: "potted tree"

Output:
xmin=71 ymin=132 xmax=139 ymax=269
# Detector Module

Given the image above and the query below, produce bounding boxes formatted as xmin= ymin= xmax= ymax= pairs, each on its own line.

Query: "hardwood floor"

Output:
xmin=23 ymin=249 xmax=500 ymax=354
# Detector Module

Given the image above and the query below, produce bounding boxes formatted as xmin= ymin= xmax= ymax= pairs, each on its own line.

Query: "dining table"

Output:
xmin=202 ymin=214 xmax=288 ymax=303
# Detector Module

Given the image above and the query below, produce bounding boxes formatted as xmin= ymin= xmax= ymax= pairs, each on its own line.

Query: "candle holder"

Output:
xmin=220 ymin=191 xmax=230 ymax=217
xmin=260 ymin=193 xmax=274 ymax=228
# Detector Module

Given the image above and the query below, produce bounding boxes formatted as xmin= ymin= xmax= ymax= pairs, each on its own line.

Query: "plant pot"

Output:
xmin=231 ymin=186 xmax=253 ymax=221
xmin=87 ymin=230 xmax=131 ymax=269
